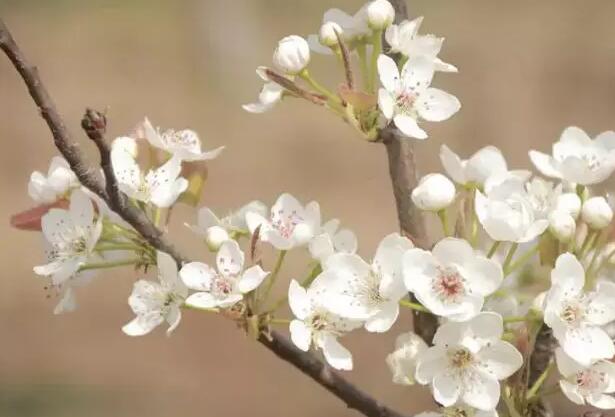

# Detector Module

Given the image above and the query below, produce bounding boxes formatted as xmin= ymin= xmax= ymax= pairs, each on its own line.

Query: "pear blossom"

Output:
xmin=318 ymin=233 xmax=414 ymax=332
xmin=273 ymin=35 xmax=310 ymax=75
xmin=140 ymin=118 xmax=224 ymax=162
xmin=582 ymin=196 xmax=613 ymax=230
xmin=318 ymin=21 xmax=343 ymax=47
xmin=377 ymin=54 xmax=460 ymax=139
xmin=415 ymin=312 xmax=523 ymax=411
xmin=386 ymin=331 xmax=428 ymax=385
xmin=385 ymin=18 xmax=458 ymax=73
xmin=411 ymin=173 xmax=456 ymax=211
xmin=28 ymin=156 xmax=78 ymax=204
xmin=122 ymin=251 xmax=188 ymax=336
xmin=308 ymin=218 xmax=358 ymax=264
xmin=180 ymin=240 xmax=269 ymax=309
xmin=529 ymin=126 xmax=615 ymax=185
xmin=555 ymin=347 xmax=615 ymax=409
xmin=403 ymin=238 xmax=503 ymax=321
xmin=543 ymin=253 xmax=615 ymax=365
xmin=246 ymin=193 xmax=321 ymax=250
xmin=475 ymin=177 xmax=549 ymax=243
xmin=187 ymin=200 xmax=268 ymax=250
xmin=288 ymin=279 xmax=361 ymax=370
xmin=524 ymin=177 xmax=561 ymax=220
xmin=34 ymin=190 xmax=102 ymax=285
xmin=556 ymin=192 xmax=582 ymax=220
xmin=365 ymin=0 xmax=395 ymax=30
xmin=243 ymin=67 xmax=286 ymax=114
xmin=111 ymin=137 xmax=188 ymax=208
xmin=307 ymin=7 xmax=370 ymax=54
xmin=548 ymin=209 xmax=576 ymax=243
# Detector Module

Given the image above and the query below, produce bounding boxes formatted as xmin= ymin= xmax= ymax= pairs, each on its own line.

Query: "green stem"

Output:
xmin=183 ymin=304 xmax=219 ymax=313
xmin=504 ymin=243 xmax=539 ymax=276
xmin=399 ymin=299 xmax=431 ymax=313
xmin=356 ymin=44 xmax=369 ymax=90
xmin=79 ymin=258 xmax=142 ymax=271
xmin=299 ymin=70 xmax=341 ymax=106
xmin=526 ymin=360 xmax=554 ymax=400
xmin=487 ymin=241 xmax=501 ymax=258
xmin=437 ymin=209 xmax=451 ymax=237
xmin=269 ymin=263 xmax=322 ymax=313
xmin=502 ymin=243 xmax=519 ymax=274
xmin=260 ymin=250 xmax=287 ymax=308
xmin=503 ymin=316 xmax=527 ymax=324
xmin=577 ymin=230 xmax=595 ymax=259
xmin=368 ymin=29 xmax=383 ymax=93
xmin=502 ymin=387 xmax=523 ymax=417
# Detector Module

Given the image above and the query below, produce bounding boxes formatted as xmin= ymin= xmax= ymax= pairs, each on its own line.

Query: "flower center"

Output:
xmin=271 ymin=209 xmax=303 ymax=239
xmin=448 ymin=347 xmax=474 ymax=370
xmin=163 ymin=129 xmax=199 ymax=150
xmin=560 ymin=300 xmax=585 ymax=326
xmin=433 ymin=265 xmax=465 ymax=302
xmin=211 ymin=276 xmax=235 ymax=299
xmin=395 ymin=91 xmax=416 ymax=113
xmin=575 ymin=369 xmax=607 ymax=394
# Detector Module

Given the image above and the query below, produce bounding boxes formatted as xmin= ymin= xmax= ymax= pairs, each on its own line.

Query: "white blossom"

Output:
xmin=439 ymin=145 xmax=511 ymax=187
xmin=524 ymin=177 xmax=561 ymax=220
xmin=556 ymin=192 xmax=582 ymax=220
xmin=385 ymin=17 xmax=457 ymax=73
xmin=111 ymin=137 xmax=188 ymax=208
xmin=140 ymin=118 xmax=224 ymax=162
xmin=548 ymin=209 xmax=576 ymax=243
xmin=415 ymin=312 xmax=523 ymax=411
xmin=246 ymin=193 xmax=321 ymax=250
xmin=34 ymin=190 xmax=102 ymax=285
xmin=403 ymin=238 xmax=502 ymax=321
xmin=318 ymin=233 xmax=414 ymax=333
xmin=475 ymin=177 xmax=549 ymax=243
xmin=180 ymin=240 xmax=268 ymax=309
xmin=529 ymin=126 xmax=615 ymax=185
xmin=243 ymin=67 xmax=286 ymax=114
xmin=307 ymin=7 xmax=371 ymax=54
xmin=377 ymin=54 xmax=460 ymax=139
xmin=556 ymin=347 xmax=615 ymax=409
xmin=386 ymin=331 xmax=428 ymax=385
xmin=411 ymin=173 xmax=456 ymax=211
xmin=122 ymin=251 xmax=188 ymax=336
xmin=366 ymin=0 xmax=395 ymax=30
xmin=308 ymin=218 xmax=358 ymax=264
xmin=273 ymin=35 xmax=310 ymax=75
xmin=318 ymin=21 xmax=343 ymax=47
xmin=543 ymin=253 xmax=615 ymax=365
xmin=582 ymin=196 xmax=613 ymax=230
xmin=28 ymin=157 xmax=78 ymax=204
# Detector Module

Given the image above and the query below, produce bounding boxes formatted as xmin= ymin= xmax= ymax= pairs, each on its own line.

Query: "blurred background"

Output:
xmin=1 ymin=0 xmax=615 ymax=416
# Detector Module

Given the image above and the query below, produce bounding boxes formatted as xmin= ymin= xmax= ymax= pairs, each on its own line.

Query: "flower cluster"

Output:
xmin=13 ymin=2 xmax=615 ymax=417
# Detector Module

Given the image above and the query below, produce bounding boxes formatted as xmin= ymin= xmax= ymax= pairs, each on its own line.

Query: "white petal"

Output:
xmin=149 ymin=178 xmax=188 ymax=208
xmin=551 ymin=253 xmax=585 ymax=293
xmin=185 ymin=292 xmax=217 ymax=309
xmin=464 ymin=256 xmax=503 ymax=296
xmin=440 ymin=144 xmax=467 ymax=184
xmin=587 ymin=281 xmax=615 ymax=325
xmin=333 ymin=229 xmax=358 ymax=254
xmin=529 ymin=150 xmax=562 ymax=179
xmin=237 ymin=265 xmax=269 ymax=293
xmin=461 ymin=371 xmax=500 ymax=411
xmin=378 ymin=88 xmax=395 ymax=120
xmin=559 ymin=380 xmax=585 ymax=405
xmin=309 ymin=233 xmax=335 ymax=263
xmin=432 ymin=237 xmax=473 ymax=265
xmin=216 ymin=240 xmax=245 ymax=277
xmin=401 ymin=56 xmax=435 ymax=94
xmin=321 ymin=334 xmax=353 ymax=371
xmin=179 ymin=262 xmax=215 ymax=291
xmin=393 ymin=114 xmax=427 ymax=139
xmin=157 ymin=251 xmax=179 ymax=287
xmin=364 ymin=302 xmax=399 ymax=333
xmin=415 ymin=345 xmax=447 ymax=384
xmin=289 ymin=320 xmax=312 ymax=351
xmin=165 ymin=307 xmax=182 ymax=335
xmin=432 ymin=373 xmax=461 ymax=407
xmin=122 ymin=314 xmax=163 ymax=337
xmin=377 ymin=54 xmax=401 ymax=93
xmin=477 ymin=341 xmax=523 ymax=379
xmin=588 ymin=394 xmax=615 ymax=409
xmin=416 ymin=88 xmax=461 ymax=122
xmin=288 ymin=280 xmax=311 ymax=320
xmin=555 ymin=347 xmax=584 ymax=377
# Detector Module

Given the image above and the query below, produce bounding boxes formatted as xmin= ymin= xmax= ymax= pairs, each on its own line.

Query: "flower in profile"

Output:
xmin=543 ymin=253 xmax=615 ymax=365
xmin=308 ymin=218 xmax=358 ymax=264
xmin=529 ymin=126 xmax=615 ymax=185
xmin=111 ymin=137 xmax=188 ymax=208
xmin=385 ymin=17 xmax=457 ymax=73
xmin=273 ymin=35 xmax=311 ymax=75
xmin=307 ymin=6 xmax=371 ymax=54
xmin=122 ymin=251 xmax=188 ymax=336
xmin=524 ymin=177 xmax=561 ymax=219
xmin=415 ymin=312 xmax=523 ymax=411
xmin=582 ymin=196 xmax=613 ymax=230
xmin=475 ymin=177 xmax=549 ymax=243
xmin=246 ymin=193 xmax=321 ymax=250
xmin=403 ymin=238 xmax=502 ymax=321
xmin=34 ymin=190 xmax=102 ymax=285
xmin=318 ymin=233 xmax=414 ymax=332
xmin=186 ymin=201 xmax=268 ymax=250
xmin=288 ymin=279 xmax=361 ymax=371
xmin=243 ymin=67 xmax=286 ymax=114
xmin=411 ymin=173 xmax=456 ymax=211
xmin=28 ymin=156 xmax=78 ymax=204
xmin=386 ymin=331 xmax=428 ymax=385
xmin=555 ymin=347 xmax=615 ymax=409
xmin=377 ymin=54 xmax=460 ymax=139
xmin=365 ymin=0 xmax=395 ymax=30
xmin=180 ymin=240 xmax=268 ymax=309
xmin=139 ymin=118 xmax=224 ymax=162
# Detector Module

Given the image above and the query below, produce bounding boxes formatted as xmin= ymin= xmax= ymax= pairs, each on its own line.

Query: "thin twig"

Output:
xmin=0 ymin=18 xmax=408 ymax=417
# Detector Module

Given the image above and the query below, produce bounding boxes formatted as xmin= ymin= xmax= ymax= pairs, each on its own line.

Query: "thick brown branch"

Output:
xmin=0 ymin=18 xmax=408 ymax=417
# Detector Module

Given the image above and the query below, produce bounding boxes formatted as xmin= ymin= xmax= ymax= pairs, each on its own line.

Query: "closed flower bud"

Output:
xmin=555 ymin=192 xmax=582 ymax=219
xmin=273 ymin=35 xmax=310 ymax=75
xmin=319 ymin=22 xmax=343 ymax=47
xmin=582 ymin=196 xmax=613 ymax=229
xmin=366 ymin=0 xmax=395 ymax=30
xmin=205 ymin=225 xmax=230 ymax=251
xmin=411 ymin=173 xmax=456 ymax=211
xmin=548 ymin=209 xmax=576 ymax=243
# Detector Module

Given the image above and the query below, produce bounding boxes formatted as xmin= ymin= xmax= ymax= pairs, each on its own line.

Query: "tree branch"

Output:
xmin=0 ymin=18 xmax=408 ymax=417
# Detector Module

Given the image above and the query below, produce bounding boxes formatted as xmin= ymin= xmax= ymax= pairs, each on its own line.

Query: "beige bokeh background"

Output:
xmin=1 ymin=1 xmax=615 ymax=416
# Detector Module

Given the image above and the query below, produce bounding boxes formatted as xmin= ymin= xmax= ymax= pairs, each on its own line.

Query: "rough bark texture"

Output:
xmin=0 ymin=17 xmax=409 ymax=417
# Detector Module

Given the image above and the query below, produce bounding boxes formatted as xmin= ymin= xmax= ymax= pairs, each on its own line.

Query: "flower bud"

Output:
xmin=582 ymin=196 xmax=613 ymax=229
xmin=366 ymin=0 xmax=395 ymax=30
xmin=548 ymin=209 xmax=576 ymax=243
xmin=319 ymin=22 xmax=343 ymax=47
xmin=273 ymin=35 xmax=310 ymax=75
xmin=555 ymin=193 xmax=582 ymax=219
xmin=205 ymin=226 xmax=230 ymax=251
xmin=411 ymin=173 xmax=456 ymax=211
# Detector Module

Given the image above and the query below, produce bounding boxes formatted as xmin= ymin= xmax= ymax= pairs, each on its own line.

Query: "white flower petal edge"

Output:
xmin=28 ymin=156 xmax=78 ymax=204
xmin=386 ymin=331 xmax=428 ymax=385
